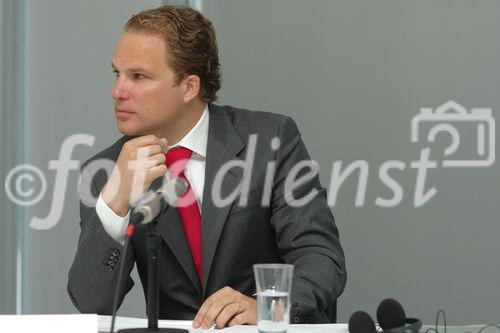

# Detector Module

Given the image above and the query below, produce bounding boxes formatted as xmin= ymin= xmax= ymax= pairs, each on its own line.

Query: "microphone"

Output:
xmin=130 ymin=177 xmax=189 ymax=225
xmin=377 ymin=298 xmax=406 ymax=330
xmin=349 ymin=311 xmax=377 ymax=333
xmin=349 ymin=298 xmax=422 ymax=333
xmin=377 ymin=298 xmax=422 ymax=333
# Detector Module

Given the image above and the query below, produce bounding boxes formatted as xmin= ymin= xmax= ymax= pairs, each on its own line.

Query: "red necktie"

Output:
xmin=165 ymin=147 xmax=203 ymax=283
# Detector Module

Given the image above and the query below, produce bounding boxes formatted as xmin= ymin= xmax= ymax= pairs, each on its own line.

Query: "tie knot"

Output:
xmin=165 ymin=146 xmax=193 ymax=177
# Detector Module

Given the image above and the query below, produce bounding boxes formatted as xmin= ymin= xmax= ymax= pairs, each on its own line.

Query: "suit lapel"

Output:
xmin=201 ymin=105 xmax=245 ymax=296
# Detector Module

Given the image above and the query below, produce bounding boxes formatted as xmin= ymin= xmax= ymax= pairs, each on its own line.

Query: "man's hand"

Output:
xmin=101 ymin=135 xmax=168 ymax=216
xmin=193 ymin=286 xmax=257 ymax=329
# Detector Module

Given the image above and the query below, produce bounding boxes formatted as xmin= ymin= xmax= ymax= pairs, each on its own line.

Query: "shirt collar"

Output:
xmin=169 ymin=104 xmax=209 ymax=158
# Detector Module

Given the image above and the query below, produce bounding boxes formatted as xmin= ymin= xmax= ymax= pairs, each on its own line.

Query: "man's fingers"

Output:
xmin=141 ymin=153 xmax=166 ymax=169
xmin=192 ymin=286 xmax=259 ymax=329
xmin=193 ymin=287 xmax=236 ymax=328
xmin=145 ymin=164 xmax=167 ymax=182
xmin=127 ymin=153 xmax=165 ymax=172
xmin=194 ymin=287 xmax=229 ymax=324
xmin=227 ymin=312 xmax=246 ymax=327
xmin=193 ymin=300 xmax=211 ymax=328
xmin=129 ymin=135 xmax=165 ymax=149
xmin=201 ymin=300 xmax=227 ymax=329
xmin=228 ymin=296 xmax=257 ymax=326
xmin=160 ymin=137 xmax=167 ymax=150
xmin=126 ymin=135 xmax=167 ymax=157
xmin=215 ymin=303 xmax=241 ymax=328
xmin=137 ymin=144 xmax=164 ymax=157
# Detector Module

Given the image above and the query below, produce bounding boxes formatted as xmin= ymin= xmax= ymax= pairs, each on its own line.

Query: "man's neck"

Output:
xmin=158 ymin=100 xmax=205 ymax=145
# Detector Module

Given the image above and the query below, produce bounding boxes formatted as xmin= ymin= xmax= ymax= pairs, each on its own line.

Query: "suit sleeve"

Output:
xmin=67 ymin=164 xmax=135 ymax=314
xmin=270 ymin=116 xmax=347 ymax=323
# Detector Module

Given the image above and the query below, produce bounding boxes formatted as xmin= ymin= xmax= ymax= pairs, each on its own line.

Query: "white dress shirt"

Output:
xmin=96 ymin=105 xmax=209 ymax=244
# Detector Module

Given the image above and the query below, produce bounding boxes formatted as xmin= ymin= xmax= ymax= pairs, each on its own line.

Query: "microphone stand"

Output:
xmin=146 ymin=222 xmax=161 ymax=331
xmin=111 ymin=216 xmax=188 ymax=333
xmin=110 ymin=182 xmax=190 ymax=333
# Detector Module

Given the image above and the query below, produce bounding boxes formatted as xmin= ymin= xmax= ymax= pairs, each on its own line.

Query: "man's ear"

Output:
xmin=182 ymin=74 xmax=201 ymax=103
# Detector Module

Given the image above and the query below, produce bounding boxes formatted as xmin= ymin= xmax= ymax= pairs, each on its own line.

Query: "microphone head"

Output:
xmin=349 ymin=311 xmax=377 ymax=333
xmin=129 ymin=210 xmax=146 ymax=225
xmin=376 ymin=298 xmax=406 ymax=330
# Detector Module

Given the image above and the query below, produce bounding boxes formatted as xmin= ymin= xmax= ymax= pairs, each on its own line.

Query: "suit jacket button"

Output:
xmin=292 ymin=316 xmax=301 ymax=324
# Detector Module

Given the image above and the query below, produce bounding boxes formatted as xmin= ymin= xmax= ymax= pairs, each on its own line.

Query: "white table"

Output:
xmin=99 ymin=317 xmax=500 ymax=333
xmin=98 ymin=315 xmax=349 ymax=333
xmin=1 ymin=314 xmax=496 ymax=333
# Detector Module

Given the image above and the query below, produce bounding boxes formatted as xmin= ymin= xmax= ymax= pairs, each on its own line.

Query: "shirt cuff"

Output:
xmin=95 ymin=193 xmax=130 ymax=245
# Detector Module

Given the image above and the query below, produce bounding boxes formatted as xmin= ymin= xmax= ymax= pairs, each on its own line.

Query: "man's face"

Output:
xmin=111 ymin=31 xmax=184 ymax=137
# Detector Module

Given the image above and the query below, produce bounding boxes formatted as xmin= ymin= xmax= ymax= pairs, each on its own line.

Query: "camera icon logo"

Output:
xmin=411 ymin=100 xmax=495 ymax=167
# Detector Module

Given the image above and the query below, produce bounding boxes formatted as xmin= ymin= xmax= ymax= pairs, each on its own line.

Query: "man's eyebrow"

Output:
xmin=111 ymin=63 xmax=152 ymax=74
xmin=127 ymin=67 xmax=153 ymax=74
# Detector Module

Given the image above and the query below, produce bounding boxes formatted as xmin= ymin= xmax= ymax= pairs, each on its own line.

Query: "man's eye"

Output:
xmin=112 ymin=69 xmax=119 ymax=77
xmin=133 ymin=73 xmax=146 ymax=80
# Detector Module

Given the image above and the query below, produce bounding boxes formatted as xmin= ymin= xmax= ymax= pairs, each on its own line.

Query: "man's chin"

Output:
xmin=117 ymin=124 xmax=142 ymax=137
xmin=117 ymin=122 xmax=159 ymax=138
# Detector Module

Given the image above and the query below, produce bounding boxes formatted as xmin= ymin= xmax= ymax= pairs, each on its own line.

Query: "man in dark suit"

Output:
xmin=67 ymin=5 xmax=346 ymax=329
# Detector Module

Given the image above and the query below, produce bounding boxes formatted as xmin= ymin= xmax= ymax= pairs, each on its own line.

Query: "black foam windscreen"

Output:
xmin=349 ymin=311 xmax=377 ymax=333
xmin=376 ymin=298 xmax=406 ymax=330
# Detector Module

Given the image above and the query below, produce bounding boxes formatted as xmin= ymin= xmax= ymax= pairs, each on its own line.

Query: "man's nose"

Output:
xmin=111 ymin=77 xmax=129 ymax=101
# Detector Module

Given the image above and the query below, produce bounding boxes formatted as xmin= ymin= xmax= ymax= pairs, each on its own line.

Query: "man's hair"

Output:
xmin=124 ymin=5 xmax=221 ymax=102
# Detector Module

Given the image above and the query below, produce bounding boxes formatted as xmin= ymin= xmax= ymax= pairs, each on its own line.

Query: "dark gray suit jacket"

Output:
xmin=67 ymin=103 xmax=346 ymax=323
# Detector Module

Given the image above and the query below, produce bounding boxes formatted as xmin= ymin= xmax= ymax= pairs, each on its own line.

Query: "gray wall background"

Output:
xmin=0 ymin=0 xmax=21 ymax=315
xmin=1 ymin=0 xmax=499 ymax=324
